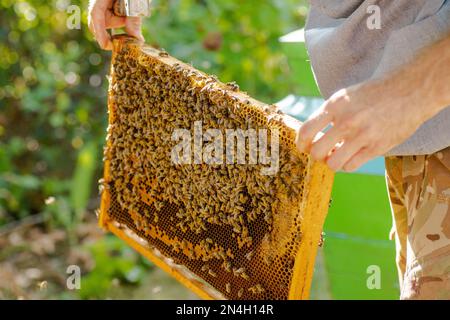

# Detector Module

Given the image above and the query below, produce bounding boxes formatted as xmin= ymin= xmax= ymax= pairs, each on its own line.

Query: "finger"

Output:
xmin=309 ymin=125 xmax=345 ymax=162
xmin=326 ymin=134 xmax=368 ymax=171
xmin=88 ymin=9 xmax=96 ymax=36
xmin=297 ymin=103 xmax=333 ymax=153
xmin=342 ymin=147 xmax=375 ymax=172
xmin=88 ymin=18 xmax=95 ymax=37
xmin=92 ymin=10 xmax=112 ymax=50
xmin=125 ymin=17 xmax=144 ymax=41
xmin=105 ymin=10 xmax=126 ymax=29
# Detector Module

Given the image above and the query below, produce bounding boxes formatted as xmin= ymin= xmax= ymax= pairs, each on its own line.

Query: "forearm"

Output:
xmin=297 ymin=34 xmax=450 ymax=171
xmin=379 ymin=34 xmax=450 ymax=121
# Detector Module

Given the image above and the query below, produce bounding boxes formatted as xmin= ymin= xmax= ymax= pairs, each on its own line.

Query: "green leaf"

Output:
xmin=70 ymin=141 xmax=98 ymax=223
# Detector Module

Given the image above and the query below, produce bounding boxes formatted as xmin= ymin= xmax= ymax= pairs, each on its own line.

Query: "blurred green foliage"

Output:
xmin=0 ymin=0 xmax=307 ymax=226
xmin=0 ymin=0 xmax=111 ymax=226
xmin=80 ymin=235 xmax=150 ymax=299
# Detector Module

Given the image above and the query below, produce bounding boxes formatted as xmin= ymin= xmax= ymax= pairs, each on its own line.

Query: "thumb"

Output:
xmin=125 ymin=17 xmax=144 ymax=41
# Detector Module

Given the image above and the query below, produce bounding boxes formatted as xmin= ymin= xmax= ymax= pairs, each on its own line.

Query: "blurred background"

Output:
xmin=0 ymin=0 xmax=399 ymax=300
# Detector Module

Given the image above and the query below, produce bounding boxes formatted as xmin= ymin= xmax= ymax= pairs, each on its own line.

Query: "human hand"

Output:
xmin=295 ymin=82 xmax=428 ymax=172
xmin=88 ymin=0 xmax=144 ymax=50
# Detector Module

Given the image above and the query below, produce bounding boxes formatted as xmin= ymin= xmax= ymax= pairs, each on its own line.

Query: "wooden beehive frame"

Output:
xmin=99 ymin=35 xmax=334 ymax=300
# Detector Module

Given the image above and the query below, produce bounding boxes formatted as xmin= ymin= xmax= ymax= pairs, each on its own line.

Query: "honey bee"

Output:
xmin=172 ymin=242 xmax=181 ymax=252
xmin=263 ymin=255 xmax=274 ymax=266
xmin=245 ymin=251 xmax=254 ymax=261
xmin=295 ymin=231 xmax=303 ymax=243
xmin=248 ymin=286 xmax=256 ymax=294
xmin=223 ymin=261 xmax=232 ymax=273
xmin=319 ymin=232 xmax=325 ymax=247
xmin=37 ymin=281 xmax=48 ymax=291
xmin=208 ymin=269 xmax=217 ymax=277
xmin=233 ymin=267 xmax=245 ymax=277
xmin=255 ymin=284 xmax=265 ymax=293
xmin=225 ymin=81 xmax=239 ymax=91
xmin=201 ymin=264 xmax=209 ymax=272
xmin=241 ymin=272 xmax=250 ymax=280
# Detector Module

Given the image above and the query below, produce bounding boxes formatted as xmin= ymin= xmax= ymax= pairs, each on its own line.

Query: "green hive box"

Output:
xmin=279 ymin=29 xmax=399 ymax=299
xmin=279 ymin=29 xmax=321 ymax=97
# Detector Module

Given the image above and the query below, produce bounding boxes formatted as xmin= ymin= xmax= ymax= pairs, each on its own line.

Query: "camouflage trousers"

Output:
xmin=385 ymin=148 xmax=450 ymax=300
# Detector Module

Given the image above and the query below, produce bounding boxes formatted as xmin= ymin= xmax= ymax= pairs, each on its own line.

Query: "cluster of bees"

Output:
xmin=104 ymin=42 xmax=310 ymax=298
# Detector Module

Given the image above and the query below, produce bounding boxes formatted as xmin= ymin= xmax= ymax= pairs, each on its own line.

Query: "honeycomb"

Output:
xmin=99 ymin=35 xmax=334 ymax=300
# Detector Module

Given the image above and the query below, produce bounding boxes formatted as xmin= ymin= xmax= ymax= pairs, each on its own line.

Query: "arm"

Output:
xmin=296 ymin=34 xmax=450 ymax=172
xmin=88 ymin=0 xmax=144 ymax=50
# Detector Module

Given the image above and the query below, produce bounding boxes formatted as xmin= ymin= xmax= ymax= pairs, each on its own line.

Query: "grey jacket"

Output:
xmin=305 ymin=0 xmax=450 ymax=155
